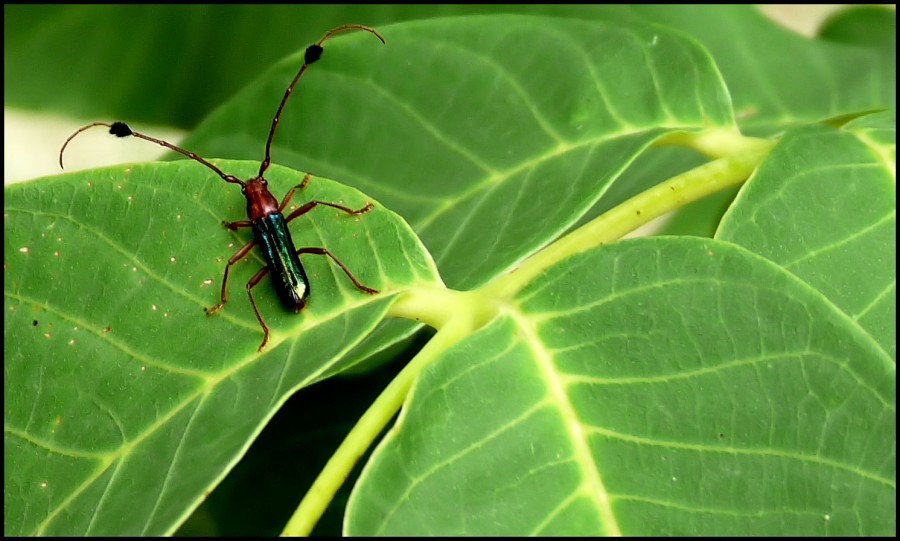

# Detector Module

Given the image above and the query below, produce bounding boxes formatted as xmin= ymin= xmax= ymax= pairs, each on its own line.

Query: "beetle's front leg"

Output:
xmin=205 ymin=238 xmax=257 ymax=315
xmin=222 ymin=219 xmax=254 ymax=231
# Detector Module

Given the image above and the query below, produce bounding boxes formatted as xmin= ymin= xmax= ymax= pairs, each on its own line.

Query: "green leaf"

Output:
xmin=347 ymin=237 xmax=895 ymax=536
xmin=175 ymin=14 xmax=737 ymax=379
xmin=717 ymin=119 xmax=896 ymax=359
xmin=184 ymin=15 xmax=734 ymax=290
xmin=622 ymin=5 xmax=895 ymax=237
xmin=3 ymin=160 xmax=439 ymax=535
xmin=818 ymin=5 xmax=897 ymax=53
xmin=630 ymin=5 xmax=895 ymax=133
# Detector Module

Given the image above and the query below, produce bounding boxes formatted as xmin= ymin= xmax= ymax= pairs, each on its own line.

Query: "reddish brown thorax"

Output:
xmin=242 ymin=178 xmax=280 ymax=221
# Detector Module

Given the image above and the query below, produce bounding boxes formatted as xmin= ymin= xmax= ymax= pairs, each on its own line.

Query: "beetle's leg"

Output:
xmin=277 ymin=173 xmax=312 ymax=212
xmin=280 ymin=173 xmax=373 ymax=219
xmin=244 ymin=266 xmax=273 ymax=352
xmin=284 ymin=200 xmax=373 ymax=223
xmin=222 ymin=219 xmax=254 ymax=231
xmin=206 ymin=239 xmax=257 ymax=315
xmin=296 ymin=247 xmax=379 ymax=295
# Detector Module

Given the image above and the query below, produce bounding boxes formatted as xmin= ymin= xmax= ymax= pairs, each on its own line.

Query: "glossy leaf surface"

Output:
xmin=4 ymin=161 xmax=439 ymax=535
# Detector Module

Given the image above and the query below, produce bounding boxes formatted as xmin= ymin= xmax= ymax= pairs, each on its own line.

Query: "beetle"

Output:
xmin=59 ymin=24 xmax=385 ymax=352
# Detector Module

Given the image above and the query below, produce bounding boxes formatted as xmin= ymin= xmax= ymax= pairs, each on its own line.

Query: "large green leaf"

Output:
xmin=183 ymin=16 xmax=734 ymax=290
xmin=347 ymin=238 xmax=895 ymax=536
xmin=176 ymin=14 xmax=737 ymax=377
xmin=3 ymin=161 xmax=439 ymax=535
xmin=718 ymin=118 xmax=896 ymax=359
xmin=630 ymin=5 xmax=895 ymax=134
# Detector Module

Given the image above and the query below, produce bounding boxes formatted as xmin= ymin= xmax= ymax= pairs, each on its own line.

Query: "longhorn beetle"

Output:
xmin=59 ymin=24 xmax=384 ymax=352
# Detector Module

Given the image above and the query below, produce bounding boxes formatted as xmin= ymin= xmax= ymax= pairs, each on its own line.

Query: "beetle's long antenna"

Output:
xmin=59 ymin=121 xmax=244 ymax=186
xmin=258 ymin=24 xmax=385 ymax=178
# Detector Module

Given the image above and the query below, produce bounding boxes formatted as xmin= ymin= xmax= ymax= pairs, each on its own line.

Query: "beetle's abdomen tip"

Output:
xmin=291 ymin=299 xmax=307 ymax=314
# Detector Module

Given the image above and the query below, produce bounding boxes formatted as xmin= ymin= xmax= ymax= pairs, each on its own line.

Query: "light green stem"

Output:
xmin=486 ymin=136 xmax=775 ymax=299
xmin=281 ymin=288 xmax=477 ymax=536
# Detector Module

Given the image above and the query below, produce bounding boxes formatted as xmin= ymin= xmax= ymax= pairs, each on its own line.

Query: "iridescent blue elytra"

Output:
xmin=254 ymin=212 xmax=310 ymax=311
xmin=57 ymin=25 xmax=385 ymax=352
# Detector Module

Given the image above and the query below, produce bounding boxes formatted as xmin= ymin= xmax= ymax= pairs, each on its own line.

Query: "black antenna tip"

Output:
xmin=109 ymin=122 xmax=133 ymax=137
xmin=304 ymin=44 xmax=323 ymax=65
